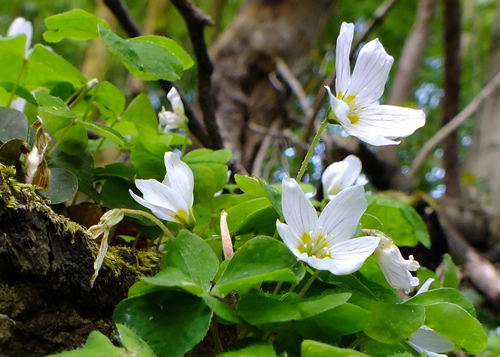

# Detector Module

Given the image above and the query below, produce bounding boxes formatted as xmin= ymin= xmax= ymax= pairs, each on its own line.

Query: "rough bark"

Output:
xmin=0 ymin=165 xmax=160 ymax=356
xmin=210 ymin=0 xmax=336 ymax=172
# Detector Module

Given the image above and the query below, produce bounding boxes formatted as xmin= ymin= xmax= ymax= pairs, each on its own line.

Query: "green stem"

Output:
xmin=272 ymin=281 xmax=283 ymax=295
xmin=47 ymin=121 xmax=76 ymax=156
xmin=120 ymin=208 xmax=176 ymax=241
xmin=7 ymin=59 xmax=27 ymax=108
xmin=298 ymin=270 xmax=320 ymax=299
xmin=181 ymin=120 xmax=189 ymax=157
xmin=296 ymin=118 xmax=329 ymax=182
xmin=211 ymin=320 xmax=223 ymax=353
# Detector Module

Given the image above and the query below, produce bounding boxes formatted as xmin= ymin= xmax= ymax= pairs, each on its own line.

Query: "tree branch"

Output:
xmin=170 ymin=0 xmax=224 ymax=150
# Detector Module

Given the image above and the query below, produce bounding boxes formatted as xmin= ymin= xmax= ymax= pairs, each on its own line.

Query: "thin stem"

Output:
xmin=295 ymin=118 xmax=328 ymax=182
xmin=272 ymin=281 xmax=283 ymax=295
xmin=181 ymin=121 xmax=190 ymax=157
xmin=120 ymin=208 xmax=176 ymax=241
xmin=7 ymin=59 xmax=27 ymax=108
xmin=298 ymin=270 xmax=320 ymax=299
xmin=211 ymin=320 xmax=223 ymax=353
xmin=47 ymin=121 xmax=76 ymax=156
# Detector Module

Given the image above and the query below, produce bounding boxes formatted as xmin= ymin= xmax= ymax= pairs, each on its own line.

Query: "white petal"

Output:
xmin=317 ymin=186 xmax=367 ymax=244
xmin=8 ymin=17 xmax=33 ymax=55
xmin=327 ymin=236 xmax=380 ymax=275
xmin=129 ymin=189 xmax=178 ymax=222
xmin=408 ymin=325 xmax=454 ymax=355
xmin=416 ymin=278 xmax=435 ymax=295
xmin=276 ymin=221 xmax=303 ymax=259
xmin=325 ymin=86 xmax=350 ymax=125
xmin=281 ymin=177 xmax=318 ymax=236
xmin=163 ymin=152 xmax=194 ymax=206
xmin=375 ymin=243 xmax=420 ymax=293
xmin=335 ymin=22 xmax=354 ymax=96
xmin=345 ymin=104 xmax=426 ymax=146
xmin=322 ymin=155 xmax=362 ymax=198
xmin=167 ymin=87 xmax=184 ymax=114
xmin=134 ymin=179 xmax=190 ymax=220
xmin=347 ymin=39 xmax=393 ymax=106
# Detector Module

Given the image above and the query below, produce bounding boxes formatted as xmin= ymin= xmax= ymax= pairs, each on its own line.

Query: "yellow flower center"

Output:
xmin=297 ymin=231 xmax=332 ymax=259
xmin=337 ymin=92 xmax=361 ymax=125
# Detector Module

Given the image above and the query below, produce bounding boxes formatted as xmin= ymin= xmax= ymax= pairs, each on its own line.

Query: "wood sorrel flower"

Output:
xmin=322 ymin=154 xmax=363 ymax=200
xmin=129 ymin=152 xmax=195 ymax=229
xmin=276 ymin=177 xmax=379 ymax=275
xmin=373 ymin=233 xmax=420 ymax=293
xmin=158 ymin=87 xmax=186 ymax=133
xmin=325 ymin=22 xmax=425 ymax=146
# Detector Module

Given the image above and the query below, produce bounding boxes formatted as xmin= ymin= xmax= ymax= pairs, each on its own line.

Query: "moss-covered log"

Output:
xmin=0 ymin=165 xmax=160 ymax=356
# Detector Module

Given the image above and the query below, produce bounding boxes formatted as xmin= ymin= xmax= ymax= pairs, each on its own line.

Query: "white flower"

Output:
xmin=373 ymin=233 xmax=420 ymax=293
xmin=129 ymin=152 xmax=195 ymax=229
xmin=406 ymin=279 xmax=455 ymax=357
xmin=407 ymin=325 xmax=455 ymax=357
xmin=325 ymin=22 xmax=425 ymax=146
xmin=158 ymin=87 xmax=186 ymax=133
xmin=276 ymin=177 xmax=380 ymax=275
xmin=322 ymin=155 xmax=363 ymax=200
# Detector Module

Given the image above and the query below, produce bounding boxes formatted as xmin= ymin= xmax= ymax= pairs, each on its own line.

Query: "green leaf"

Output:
xmin=94 ymin=81 xmax=126 ymax=121
xmin=56 ymin=123 xmax=88 ymax=155
xmin=130 ymin=147 xmax=165 ymax=180
xmin=24 ymin=44 xmax=87 ymax=89
xmin=44 ymin=9 xmax=111 ymax=42
xmin=238 ymin=290 xmax=351 ymax=325
xmin=35 ymin=91 xmax=75 ymax=134
xmin=439 ymin=253 xmax=459 ymax=289
xmin=235 ymin=174 xmax=267 ymax=197
xmin=113 ymin=289 xmax=212 ymax=357
xmin=0 ymin=36 xmax=25 ymax=84
xmin=361 ymin=195 xmax=430 ymax=248
xmin=424 ymin=302 xmax=487 ymax=353
xmin=41 ymin=168 xmax=78 ymax=204
xmin=301 ymin=340 xmax=369 ymax=357
xmin=259 ymin=179 xmax=283 ymax=218
xmin=183 ymin=148 xmax=232 ymax=164
xmin=141 ymin=231 xmax=219 ymax=296
xmin=364 ymin=302 xmax=425 ymax=344
xmin=296 ymin=303 xmax=371 ymax=336
xmin=217 ymin=341 xmax=277 ymax=357
xmin=190 ymin=162 xmax=228 ymax=201
xmin=212 ymin=236 xmax=305 ymax=297
xmin=78 ymin=120 xmax=128 ymax=146
xmin=129 ymin=36 xmax=193 ymax=70
xmin=47 ymin=150 xmax=100 ymax=202
xmin=226 ymin=197 xmax=279 ymax=235
xmin=0 ymin=107 xmax=28 ymax=142
xmin=0 ymin=139 xmax=24 ymax=166
xmin=363 ymin=341 xmax=407 ymax=357
xmin=404 ymin=287 xmax=476 ymax=317
xmin=101 ymin=177 xmax=143 ymax=209
xmin=94 ymin=163 xmax=136 ymax=181
xmin=115 ymin=323 xmax=157 ymax=357
xmin=0 ymin=82 xmax=37 ymax=105
xmin=98 ymin=26 xmax=183 ymax=81
xmin=46 ymin=330 xmax=124 ymax=357
xmin=202 ymin=294 xmax=241 ymax=324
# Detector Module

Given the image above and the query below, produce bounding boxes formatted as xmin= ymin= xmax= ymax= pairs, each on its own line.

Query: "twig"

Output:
xmin=303 ymin=0 xmax=400 ymax=144
xmin=408 ymin=72 xmax=500 ymax=180
xmin=170 ymin=0 xmax=224 ymax=150
xmin=102 ymin=0 xmax=210 ymax=147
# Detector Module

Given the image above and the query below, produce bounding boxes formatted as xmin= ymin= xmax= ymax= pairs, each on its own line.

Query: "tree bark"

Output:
xmin=210 ymin=0 xmax=336 ymax=172
xmin=0 ymin=165 xmax=160 ymax=356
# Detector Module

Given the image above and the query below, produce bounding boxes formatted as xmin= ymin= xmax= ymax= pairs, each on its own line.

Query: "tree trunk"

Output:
xmin=0 ymin=165 xmax=160 ymax=356
xmin=210 ymin=0 xmax=336 ymax=172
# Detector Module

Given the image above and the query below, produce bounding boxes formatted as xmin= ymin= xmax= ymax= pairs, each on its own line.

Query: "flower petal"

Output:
xmin=317 ymin=185 xmax=367 ymax=244
xmin=8 ymin=17 xmax=33 ymax=55
xmin=322 ymin=155 xmax=362 ymax=199
xmin=281 ymin=176 xmax=318 ymax=235
xmin=163 ymin=152 xmax=194 ymax=206
xmin=167 ymin=87 xmax=184 ymax=114
xmin=327 ymin=236 xmax=380 ymax=275
xmin=325 ymin=86 xmax=350 ymax=125
xmin=416 ymin=278 xmax=435 ymax=295
xmin=408 ymin=325 xmax=455 ymax=356
xmin=276 ymin=220 xmax=303 ymax=258
xmin=335 ymin=22 xmax=354 ymax=97
xmin=129 ymin=189 xmax=178 ymax=222
xmin=347 ymin=39 xmax=393 ymax=106
xmin=345 ymin=104 xmax=425 ymax=146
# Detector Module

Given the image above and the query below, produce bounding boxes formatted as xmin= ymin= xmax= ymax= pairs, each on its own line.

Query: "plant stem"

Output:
xmin=120 ymin=208 xmax=176 ymax=241
xmin=272 ymin=281 xmax=283 ymax=295
xmin=47 ymin=121 xmax=76 ymax=156
xmin=211 ymin=320 xmax=223 ymax=353
xmin=181 ymin=121 xmax=190 ymax=157
xmin=7 ymin=59 xmax=27 ymax=108
xmin=295 ymin=118 xmax=329 ymax=182
xmin=298 ymin=270 xmax=320 ymax=299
